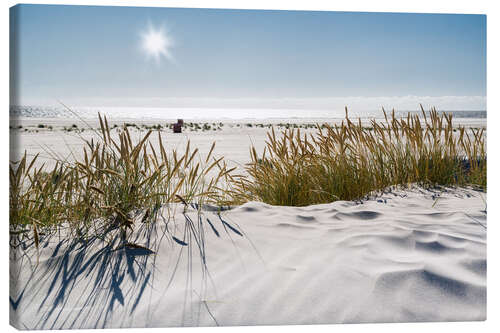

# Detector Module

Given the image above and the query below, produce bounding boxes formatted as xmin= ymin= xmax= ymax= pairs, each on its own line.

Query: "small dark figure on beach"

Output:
xmin=173 ymin=119 xmax=183 ymax=133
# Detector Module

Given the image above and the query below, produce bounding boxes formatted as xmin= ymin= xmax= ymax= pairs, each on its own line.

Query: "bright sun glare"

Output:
xmin=140 ymin=23 xmax=173 ymax=63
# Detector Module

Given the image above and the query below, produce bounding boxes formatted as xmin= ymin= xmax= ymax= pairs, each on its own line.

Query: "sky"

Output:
xmin=10 ymin=4 xmax=487 ymax=111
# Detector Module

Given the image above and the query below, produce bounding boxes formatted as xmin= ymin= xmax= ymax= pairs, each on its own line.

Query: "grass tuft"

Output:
xmin=229 ymin=106 xmax=486 ymax=206
xmin=10 ymin=114 xmax=235 ymax=249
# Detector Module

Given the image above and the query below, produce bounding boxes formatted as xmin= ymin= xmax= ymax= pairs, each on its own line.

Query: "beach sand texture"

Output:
xmin=10 ymin=186 xmax=486 ymax=329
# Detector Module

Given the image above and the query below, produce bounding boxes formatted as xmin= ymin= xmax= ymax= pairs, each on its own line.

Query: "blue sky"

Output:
xmin=10 ymin=4 xmax=486 ymax=110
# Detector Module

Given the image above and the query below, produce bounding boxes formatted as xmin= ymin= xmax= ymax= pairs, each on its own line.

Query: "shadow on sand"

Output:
xmin=10 ymin=210 xmax=244 ymax=329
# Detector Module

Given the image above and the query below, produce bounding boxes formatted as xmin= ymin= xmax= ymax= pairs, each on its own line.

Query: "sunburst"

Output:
xmin=140 ymin=23 xmax=173 ymax=63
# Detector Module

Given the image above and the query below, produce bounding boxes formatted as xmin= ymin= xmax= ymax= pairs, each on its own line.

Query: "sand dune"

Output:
xmin=9 ymin=186 xmax=486 ymax=329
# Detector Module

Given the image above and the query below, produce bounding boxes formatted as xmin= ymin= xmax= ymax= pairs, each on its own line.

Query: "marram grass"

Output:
xmin=10 ymin=113 xmax=236 ymax=249
xmin=10 ymin=107 xmax=486 ymax=250
xmin=229 ymin=106 xmax=486 ymax=206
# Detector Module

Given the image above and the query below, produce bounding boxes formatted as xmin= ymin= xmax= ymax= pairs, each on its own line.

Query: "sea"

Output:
xmin=9 ymin=105 xmax=487 ymax=121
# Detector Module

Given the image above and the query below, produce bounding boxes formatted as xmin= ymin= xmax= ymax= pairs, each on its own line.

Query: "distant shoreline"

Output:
xmin=9 ymin=105 xmax=487 ymax=121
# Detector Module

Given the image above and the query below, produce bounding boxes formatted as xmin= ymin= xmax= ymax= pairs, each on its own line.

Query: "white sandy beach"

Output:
xmin=10 ymin=185 xmax=486 ymax=329
xmin=9 ymin=117 xmax=487 ymax=329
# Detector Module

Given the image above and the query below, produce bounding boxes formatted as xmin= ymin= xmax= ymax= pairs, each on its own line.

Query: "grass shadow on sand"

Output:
xmin=10 ymin=207 xmax=247 ymax=329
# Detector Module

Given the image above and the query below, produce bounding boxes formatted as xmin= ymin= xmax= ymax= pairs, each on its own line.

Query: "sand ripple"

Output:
xmin=10 ymin=186 xmax=486 ymax=329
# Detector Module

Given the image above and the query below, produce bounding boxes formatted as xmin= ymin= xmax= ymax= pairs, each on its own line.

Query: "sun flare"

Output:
xmin=140 ymin=23 xmax=173 ymax=63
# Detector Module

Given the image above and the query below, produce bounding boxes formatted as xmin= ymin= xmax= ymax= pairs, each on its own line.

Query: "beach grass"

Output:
xmin=10 ymin=106 xmax=486 ymax=248
xmin=229 ymin=106 xmax=486 ymax=206
xmin=10 ymin=114 xmax=235 ymax=249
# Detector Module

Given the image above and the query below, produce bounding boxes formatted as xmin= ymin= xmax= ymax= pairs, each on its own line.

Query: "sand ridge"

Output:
xmin=9 ymin=186 xmax=486 ymax=329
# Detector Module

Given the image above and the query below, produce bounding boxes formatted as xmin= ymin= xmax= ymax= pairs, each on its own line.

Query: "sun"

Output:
xmin=140 ymin=23 xmax=173 ymax=63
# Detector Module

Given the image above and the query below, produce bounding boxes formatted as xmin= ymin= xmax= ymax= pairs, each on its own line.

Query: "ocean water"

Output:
xmin=10 ymin=105 xmax=487 ymax=121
